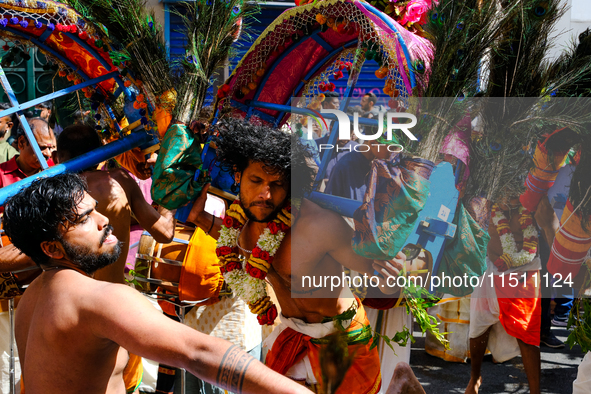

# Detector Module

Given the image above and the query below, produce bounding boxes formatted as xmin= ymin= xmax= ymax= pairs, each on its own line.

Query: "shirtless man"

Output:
xmin=56 ymin=124 xmax=175 ymax=284
xmin=2 ymin=173 xmax=311 ymax=394
xmin=187 ymin=119 xmax=424 ymax=393
xmin=465 ymin=193 xmax=547 ymax=394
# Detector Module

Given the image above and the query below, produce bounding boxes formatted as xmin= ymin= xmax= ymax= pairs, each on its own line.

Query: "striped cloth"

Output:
xmin=548 ymin=199 xmax=591 ymax=278
xmin=520 ymin=140 xmax=568 ymax=212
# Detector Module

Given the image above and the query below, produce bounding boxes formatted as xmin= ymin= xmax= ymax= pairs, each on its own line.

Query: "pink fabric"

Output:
xmin=440 ymin=115 xmax=471 ymax=188
xmin=354 ymin=1 xmax=434 ymax=92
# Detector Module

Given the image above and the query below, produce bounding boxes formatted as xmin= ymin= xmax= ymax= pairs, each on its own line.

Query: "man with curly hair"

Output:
xmin=3 ymin=173 xmax=313 ymax=394
xmin=187 ymin=119 xmax=423 ymax=394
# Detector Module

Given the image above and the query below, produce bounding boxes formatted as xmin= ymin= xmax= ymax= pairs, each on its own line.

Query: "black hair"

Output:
xmin=363 ymin=92 xmax=377 ymax=105
xmin=0 ymin=102 xmax=18 ymax=128
xmin=214 ymin=118 xmax=316 ymax=198
xmin=0 ymin=102 xmax=11 ymax=115
xmin=3 ymin=173 xmax=88 ymax=267
xmin=57 ymin=124 xmax=102 ymax=163
xmin=323 ymin=91 xmax=340 ymax=99
xmin=36 ymin=101 xmax=52 ymax=110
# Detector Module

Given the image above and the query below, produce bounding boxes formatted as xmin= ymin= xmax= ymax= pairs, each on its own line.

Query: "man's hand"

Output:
xmin=135 ymin=153 xmax=157 ymax=179
xmin=373 ymin=251 xmax=406 ymax=295
xmin=187 ymin=184 xmax=221 ymax=238
xmin=534 ymin=195 xmax=559 ymax=245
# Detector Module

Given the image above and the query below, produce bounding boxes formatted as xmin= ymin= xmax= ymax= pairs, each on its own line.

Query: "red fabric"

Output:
xmin=266 ymin=328 xmax=313 ymax=376
xmin=265 ymin=303 xmax=382 ymax=394
xmin=493 ymin=271 xmax=541 ymax=346
xmin=0 ymin=156 xmax=27 ymax=188
xmin=0 ymin=156 xmax=55 ymax=213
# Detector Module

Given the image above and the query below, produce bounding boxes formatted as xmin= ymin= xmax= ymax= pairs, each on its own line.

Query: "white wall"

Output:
xmin=548 ymin=0 xmax=591 ymax=59
xmin=146 ymin=0 xmax=166 ymax=32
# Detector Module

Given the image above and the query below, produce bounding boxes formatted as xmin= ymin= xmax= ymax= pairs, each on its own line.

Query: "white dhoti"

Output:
xmin=574 ymin=351 xmax=591 ymax=394
xmin=0 ymin=310 xmax=21 ymax=394
xmin=364 ymin=306 xmax=412 ymax=393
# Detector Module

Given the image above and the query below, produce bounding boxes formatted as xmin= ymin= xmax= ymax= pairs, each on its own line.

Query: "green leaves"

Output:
xmin=125 ymin=268 xmax=146 ymax=289
xmin=565 ymin=298 xmax=591 ymax=352
xmin=403 ymin=283 xmax=450 ymax=350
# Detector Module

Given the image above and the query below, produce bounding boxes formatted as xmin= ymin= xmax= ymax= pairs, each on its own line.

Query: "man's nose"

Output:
xmin=95 ymin=212 xmax=109 ymax=231
xmin=40 ymin=147 xmax=52 ymax=159
xmin=258 ymin=184 xmax=272 ymax=200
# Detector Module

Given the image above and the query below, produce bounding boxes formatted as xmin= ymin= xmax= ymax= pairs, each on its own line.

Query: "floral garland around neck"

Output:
xmin=216 ymin=199 xmax=292 ymax=325
xmin=491 ymin=203 xmax=538 ymax=272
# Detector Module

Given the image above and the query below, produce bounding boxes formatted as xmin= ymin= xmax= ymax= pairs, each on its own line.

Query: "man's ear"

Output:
xmin=17 ymin=135 xmax=28 ymax=151
xmin=234 ymin=171 xmax=241 ymax=184
xmin=40 ymin=240 xmax=66 ymax=261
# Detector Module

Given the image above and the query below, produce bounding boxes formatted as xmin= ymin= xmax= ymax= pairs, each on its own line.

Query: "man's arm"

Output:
xmin=186 ymin=184 xmax=223 ymax=240
xmin=89 ymin=284 xmax=311 ymax=394
xmin=535 ymin=196 xmax=559 ymax=246
xmin=0 ymin=244 xmax=36 ymax=272
xmin=299 ymin=199 xmax=375 ymax=275
xmin=113 ymin=169 xmax=176 ymax=243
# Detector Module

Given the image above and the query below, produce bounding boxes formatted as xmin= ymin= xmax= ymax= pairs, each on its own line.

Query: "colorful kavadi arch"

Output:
xmin=0 ymin=0 xmax=161 ymax=206
xmin=208 ymin=0 xmax=462 ymax=299
xmin=214 ymin=0 xmax=432 ymax=126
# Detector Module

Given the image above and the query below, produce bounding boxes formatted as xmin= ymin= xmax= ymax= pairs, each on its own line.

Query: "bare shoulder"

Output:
xmin=296 ymin=198 xmax=352 ymax=244
xmin=298 ymin=198 xmax=344 ymax=229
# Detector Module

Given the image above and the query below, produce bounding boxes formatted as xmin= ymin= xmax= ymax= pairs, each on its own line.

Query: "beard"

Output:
xmin=61 ymin=225 xmax=122 ymax=275
xmin=240 ymin=193 xmax=284 ymax=223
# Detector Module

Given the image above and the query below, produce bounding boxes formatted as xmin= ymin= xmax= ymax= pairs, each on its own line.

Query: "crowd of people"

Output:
xmin=0 ymin=93 xmax=587 ymax=394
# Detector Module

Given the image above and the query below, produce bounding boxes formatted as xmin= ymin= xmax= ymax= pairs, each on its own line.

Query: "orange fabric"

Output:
xmin=154 ymin=106 xmax=173 ymax=138
xmin=115 ymin=148 xmax=150 ymax=180
xmin=178 ymin=227 xmax=224 ymax=303
xmin=123 ymin=353 xmax=144 ymax=393
xmin=266 ymin=304 xmax=381 ymax=394
xmin=494 ymin=271 xmax=541 ymax=346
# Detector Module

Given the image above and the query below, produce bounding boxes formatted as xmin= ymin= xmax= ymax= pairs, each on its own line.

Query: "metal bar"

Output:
xmin=179 ymin=305 xmax=186 ymax=394
xmin=0 ymin=131 xmax=150 ymax=206
xmin=9 ymin=298 xmax=15 ymax=394
xmin=0 ymin=65 xmax=48 ymax=170
xmin=0 ymin=71 xmax=119 ymax=119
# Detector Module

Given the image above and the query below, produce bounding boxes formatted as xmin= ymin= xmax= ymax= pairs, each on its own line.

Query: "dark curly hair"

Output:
xmin=3 ymin=173 xmax=88 ymax=266
xmin=214 ymin=118 xmax=316 ymax=198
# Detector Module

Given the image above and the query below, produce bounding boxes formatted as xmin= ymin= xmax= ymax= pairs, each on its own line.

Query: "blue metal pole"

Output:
xmin=0 ymin=65 xmax=48 ymax=170
xmin=0 ymin=132 xmax=150 ymax=206
xmin=0 ymin=71 xmax=120 ymax=119
xmin=308 ymin=191 xmax=361 ymax=218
